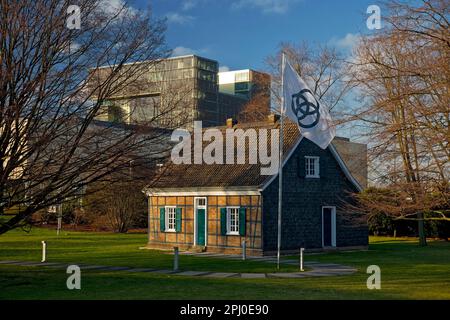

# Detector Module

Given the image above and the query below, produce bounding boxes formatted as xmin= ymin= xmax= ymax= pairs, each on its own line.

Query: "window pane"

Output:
xmin=166 ymin=207 xmax=176 ymax=230
xmin=129 ymin=95 xmax=160 ymax=123
xmin=235 ymin=72 xmax=249 ymax=82
xmin=305 ymin=157 xmax=319 ymax=177
xmin=235 ymin=82 xmax=249 ymax=91
xmin=228 ymin=208 xmax=239 ymax=233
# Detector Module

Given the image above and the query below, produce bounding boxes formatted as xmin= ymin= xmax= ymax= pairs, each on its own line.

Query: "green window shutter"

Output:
xmin=239 ymin=207 xmax=246 ymax=236
xmin=175 ymin=208 xmax=182 ymax=232
xmin=220 ymin=208 xmax=227 ymax=235
xmin=160 ymin=207 xmax=165 ymax=232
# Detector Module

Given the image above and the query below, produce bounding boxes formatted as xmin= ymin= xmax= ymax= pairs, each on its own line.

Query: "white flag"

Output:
xmin=282 ymin=56 xmax=335 ymax=149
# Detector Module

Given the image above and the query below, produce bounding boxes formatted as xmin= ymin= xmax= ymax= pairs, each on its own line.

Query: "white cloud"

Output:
xmin=172 ymin=46 xmax=195 ymax=56
xmin=231 ymin=0 xmax=301 ymax=14
xmin=181 ymin=0 xmax=209 ymax=11
xmin=182 ymin=0 xmax=198 ymax=11
xmin=219 ymin=65 xmax=230 ymax=72
xmin=166 ymin=12 xmax=195 ymax=25
xmin=329 ymin=33 xmax=361 ymax=51
xmin=97 ymin=0 xmax=138 ymax=18
xmin=171 ymin=46 xmax=209 ymax=57
xmin=70 ymin=42 xmax=81 ymax=52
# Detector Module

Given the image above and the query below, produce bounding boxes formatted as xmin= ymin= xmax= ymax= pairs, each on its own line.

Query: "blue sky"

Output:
xmin=133 ymin=0 xmax=379 ymax=71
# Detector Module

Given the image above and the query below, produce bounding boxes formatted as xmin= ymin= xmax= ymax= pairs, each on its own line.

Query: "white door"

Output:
xmin=322 ymin=206 xmax=336 ymax=247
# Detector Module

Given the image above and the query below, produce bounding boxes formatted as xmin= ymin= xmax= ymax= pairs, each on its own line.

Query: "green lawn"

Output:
xmin=0 ymin=228 xmax=296 ymax=273
xmin=1 ymin=228 xmax=450 ymax=299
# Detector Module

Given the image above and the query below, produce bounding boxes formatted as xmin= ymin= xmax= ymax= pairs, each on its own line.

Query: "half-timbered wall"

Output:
xmin=147 ymin=195 xmax=263 ymax=255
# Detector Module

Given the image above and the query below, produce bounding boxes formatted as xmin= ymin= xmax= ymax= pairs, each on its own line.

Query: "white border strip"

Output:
xmin=145 ymin=190 xmax=261 ymax=196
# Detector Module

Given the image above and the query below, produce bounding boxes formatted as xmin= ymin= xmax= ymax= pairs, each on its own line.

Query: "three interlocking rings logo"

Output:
xmin=291 ymin=89 xmax=320 ymax=128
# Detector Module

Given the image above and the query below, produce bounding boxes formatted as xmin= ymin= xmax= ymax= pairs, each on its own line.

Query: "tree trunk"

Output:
xmin=417 ymin=212 xmax=427 ymax=246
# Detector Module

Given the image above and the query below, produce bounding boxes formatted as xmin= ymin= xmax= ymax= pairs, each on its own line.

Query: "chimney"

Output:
xmin=226 ymin=118 xmax=237 ymax=128
xmin=268 ymin=113 xmax=280 ymax=123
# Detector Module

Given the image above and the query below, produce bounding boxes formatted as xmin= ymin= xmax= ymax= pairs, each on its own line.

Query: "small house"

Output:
xmin=143 ymin=116 xmax=368 ymax=255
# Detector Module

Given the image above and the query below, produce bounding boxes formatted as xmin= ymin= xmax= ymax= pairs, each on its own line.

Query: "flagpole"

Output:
xmin=277 ymin=52 xmax=285 ymax=270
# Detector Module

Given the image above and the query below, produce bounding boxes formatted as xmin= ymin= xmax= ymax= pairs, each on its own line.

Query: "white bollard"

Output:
xmin=57 ymin=216 xmax=62 ymax=236
xmin=300 ymin=247 xmax=304 ymax=271
xmin=242 ymin=240 xmax=246 ymax=261
xmin=41 ymin=241 xmax=47 ymax=263
xmin=173 ymin=247 xmax=179 ymax=271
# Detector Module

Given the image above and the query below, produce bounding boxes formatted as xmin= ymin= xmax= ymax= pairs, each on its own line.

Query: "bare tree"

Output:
xmin=0 ymin=0 xmax=179 ymax=234
xmin=86 ymin=171 xmax=147 ymax=233
xmin=346 ymin=0 xmax=449 ymax=245
xmin=265 ymin=41 xmax=353 ymax=119
xmin=238 ymin=72 xmax=271 ymax=122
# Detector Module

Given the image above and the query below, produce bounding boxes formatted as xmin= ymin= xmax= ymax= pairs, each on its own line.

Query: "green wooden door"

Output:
xmin=196 ymin=208 xmax=206 ymax=246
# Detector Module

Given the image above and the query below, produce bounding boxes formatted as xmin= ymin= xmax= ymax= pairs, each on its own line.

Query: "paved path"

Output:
xmin=0 ymin=256 xmax=357 ymax=279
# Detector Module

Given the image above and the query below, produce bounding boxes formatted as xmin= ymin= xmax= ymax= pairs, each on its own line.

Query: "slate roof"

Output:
xmin=146 ymin=118 xmax=299 ymax=190
xmin=145 ymin=117 xmax=364 ymax=191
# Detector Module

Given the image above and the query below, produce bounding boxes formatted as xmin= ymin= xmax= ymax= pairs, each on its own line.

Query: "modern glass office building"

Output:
xmin=95 ymin=55 xmax=258 ymax=129
xmin=218 ymin=69 xmax=270 ymax=100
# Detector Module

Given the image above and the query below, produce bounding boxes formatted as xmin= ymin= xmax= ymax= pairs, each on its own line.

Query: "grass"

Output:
xmin=0 ymin=227 xmax=297 ymax=273
xmin=1 ymin=228 xmax=450 ymax=299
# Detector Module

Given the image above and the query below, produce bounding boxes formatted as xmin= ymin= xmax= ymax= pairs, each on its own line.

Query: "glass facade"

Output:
xmin=97 ymin=55 xmax=253 ymax=129
xmin=129 ymin=95 xmax=160 ymax=123
xmin=198 ymin=69 xmax=216 ymax=82
xmin=218 ymin=69 xmax=271 ymax=112
xmin=235 ymin=71 xmax=249 ymax=82
xmin=234 ymin=82 xmax=251 ymax=98
xmin=99 ymin=99 xmax=128 ymax=123
xmin=197 ymin=59 xmax=217 ymax=72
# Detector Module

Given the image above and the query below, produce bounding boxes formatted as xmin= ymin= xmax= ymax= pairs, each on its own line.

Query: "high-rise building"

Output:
xmin=94 ymin=55 xmax=270 ymax=129
xmin=218 ymin=69 xmax=271 ymax=120
xmin=218 ymin=69 xmax=270 ymax=99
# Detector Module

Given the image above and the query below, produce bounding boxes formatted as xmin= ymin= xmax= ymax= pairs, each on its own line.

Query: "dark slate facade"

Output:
xmin=262 ymin=138 xmax=368 ymax=252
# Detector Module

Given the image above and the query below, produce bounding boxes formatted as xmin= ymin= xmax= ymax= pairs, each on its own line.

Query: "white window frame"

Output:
xmin=322 ymin=206 xmax=336 ymax=247
xmin=226 ymin=206 xmax=240 ymax=235
xmin=165 ymin=206 xmax=177 ymax=232
xmin=305 ymin=156 xmax=320 ymax=178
